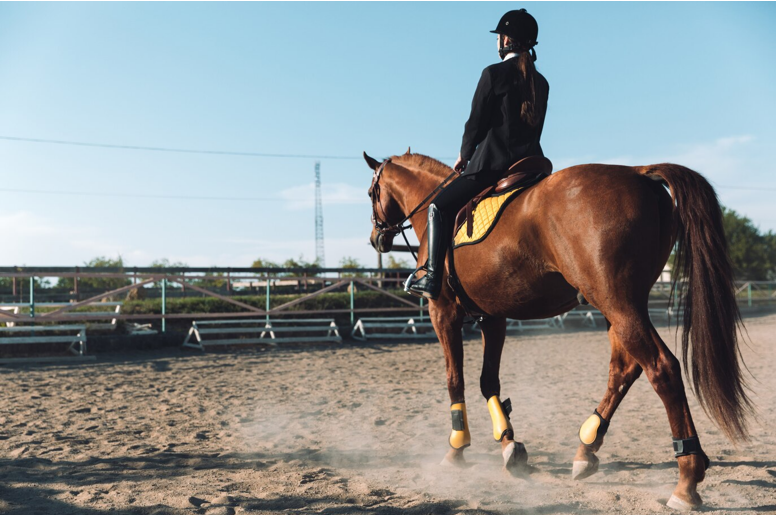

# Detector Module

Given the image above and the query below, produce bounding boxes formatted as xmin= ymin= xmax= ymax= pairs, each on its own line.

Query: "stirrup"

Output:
xmin=403 ymin=266 xmax=428 ymax=298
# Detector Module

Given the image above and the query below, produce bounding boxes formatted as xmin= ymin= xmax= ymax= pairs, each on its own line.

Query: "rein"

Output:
xmin=369 ymin=158 xmax=458 ymax=261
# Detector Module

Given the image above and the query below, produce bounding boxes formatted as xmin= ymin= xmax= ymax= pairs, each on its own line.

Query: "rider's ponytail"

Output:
xmin=515 ymin=50 xmax=540 ymax=127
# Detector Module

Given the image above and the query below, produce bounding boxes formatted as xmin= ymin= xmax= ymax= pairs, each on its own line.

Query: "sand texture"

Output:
xmin=1 ymin=314 xmax=775 ymax=514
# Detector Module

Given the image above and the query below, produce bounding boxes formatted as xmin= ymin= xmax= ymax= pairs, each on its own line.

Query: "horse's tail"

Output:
xmin=640 ymin=163 xmax=751 ymax=441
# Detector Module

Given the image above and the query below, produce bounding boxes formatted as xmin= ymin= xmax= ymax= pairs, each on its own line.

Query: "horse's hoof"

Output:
xmin=502 ymin=441 xmax=529 ymax=476
xmin=666 ymin=494 xmax=701 ymax=512
xmin=440 ymin=448 xmax=466 ymax=467
xmin=571 ymin=454 xmax=599 ymax=480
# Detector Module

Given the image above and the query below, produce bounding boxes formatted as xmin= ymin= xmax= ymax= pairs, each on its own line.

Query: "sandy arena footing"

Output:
xmin=1 ymin=314 xmax=774 ymax=514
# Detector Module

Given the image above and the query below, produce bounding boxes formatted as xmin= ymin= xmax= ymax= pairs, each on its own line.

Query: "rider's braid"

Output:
xmin=515 ymin=50 xmax=540 ymax=127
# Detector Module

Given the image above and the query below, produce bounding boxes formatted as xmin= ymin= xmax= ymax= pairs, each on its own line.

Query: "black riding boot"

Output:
xmin=405 ymin=204 xmax=445 ymax=300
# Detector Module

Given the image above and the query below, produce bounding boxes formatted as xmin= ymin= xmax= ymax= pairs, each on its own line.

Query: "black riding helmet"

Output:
xmin=491 ymin=9 xmax=538 ymax=59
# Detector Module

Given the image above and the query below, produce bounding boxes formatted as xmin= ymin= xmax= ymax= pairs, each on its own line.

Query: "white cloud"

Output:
xmin=663 ymin=135 xmax=756 ymax=182
xmin=555 ymin=134 xmax=774 ymax=231
xmin=0 ymin=210 xmax=138 ymax=266
xmin=278 ymin=182 xmax=369 ymax=210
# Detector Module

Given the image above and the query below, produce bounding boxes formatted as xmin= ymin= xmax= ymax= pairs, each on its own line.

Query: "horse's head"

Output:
xmin=363 ymin=151 xmax=405 ymax=253
xmin=363 ymin=149 xmax=452 ymax=254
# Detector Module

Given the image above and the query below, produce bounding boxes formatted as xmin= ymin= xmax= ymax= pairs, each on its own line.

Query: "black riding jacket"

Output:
xmin=460 ymin=58 xmax=549 ymax=177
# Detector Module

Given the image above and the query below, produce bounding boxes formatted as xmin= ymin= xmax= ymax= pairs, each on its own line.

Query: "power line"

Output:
xmin=0 ymin=187 xmax=285 ymax=202
xmin=0 ymin=135 xmax=365 ymax=160
xmin=715 ymin=185 xmax=776 ymax=192
xmin=0 ymin=134 xmax=458 ymax=161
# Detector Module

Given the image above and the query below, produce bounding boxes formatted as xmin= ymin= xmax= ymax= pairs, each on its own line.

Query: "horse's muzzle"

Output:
xmin=371 ymin=232 xmax=394 ymax=253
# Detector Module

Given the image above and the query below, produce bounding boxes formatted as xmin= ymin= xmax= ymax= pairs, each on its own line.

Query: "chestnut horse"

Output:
xmin=363 ymin=151 xmax=750 ymax=511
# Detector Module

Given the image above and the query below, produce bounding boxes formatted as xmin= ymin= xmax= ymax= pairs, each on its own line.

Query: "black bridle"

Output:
xmin=369 ymin=158 xmax=458 ymax=261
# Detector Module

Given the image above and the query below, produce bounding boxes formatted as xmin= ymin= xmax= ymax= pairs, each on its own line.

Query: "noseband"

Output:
xmin=369 ymin=158 xmax=458 ymax=260
xmin=369 ymin=159 xmax=402 ymax=237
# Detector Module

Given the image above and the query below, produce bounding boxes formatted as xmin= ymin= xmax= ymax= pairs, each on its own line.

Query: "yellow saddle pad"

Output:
xmin=453 ymin=188 xmax=523 ymax=248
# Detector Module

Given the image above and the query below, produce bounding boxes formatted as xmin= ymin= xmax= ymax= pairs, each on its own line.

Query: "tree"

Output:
xmin=274 ymin=256 xmax=321 ymax=277
xmin=765 ymin=232 xmax=776 ymax=281
xmin=58 ymin=256 xmax=131 ymax=292
xmin=386 ymin=255 xmax=411 ymax=269
xmin=722 ymin=207 xmax=774 ymax=281
xmin=339 ymin=256 xmax=364 ymax=278
xmin=149 ymin=258 xmax=189 ymax=288
xmin=251 ymin=258 xmax=279 ymax=269
xmin=150 ymin=258 xmax=188 ymax=269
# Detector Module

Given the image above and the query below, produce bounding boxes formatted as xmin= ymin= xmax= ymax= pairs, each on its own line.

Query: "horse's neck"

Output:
xmin=387 ymin=160 xmax=448 ymax=242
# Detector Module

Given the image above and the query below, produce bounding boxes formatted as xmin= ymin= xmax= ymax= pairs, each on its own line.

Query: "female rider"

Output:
xmin=406 ymin=9 xmax=550 ymax=300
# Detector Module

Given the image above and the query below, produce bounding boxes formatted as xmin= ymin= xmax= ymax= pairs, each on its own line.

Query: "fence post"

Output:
xmin=747 ymin=282 xmax=752 ymax=308
xmin=161 ymin=277 xmax=167 ymax=333
xmin=265 ymin=277 xmax=271 ymax=325
xmin=349 ymin=280 xmax=355 ymax=325
xmin=29 ymin=276 xmax=35 ymax=319
xmin=74 ymin=266 xmax=79 ymax=301
xmin=419 ymin=297 xmax=424 ymax=322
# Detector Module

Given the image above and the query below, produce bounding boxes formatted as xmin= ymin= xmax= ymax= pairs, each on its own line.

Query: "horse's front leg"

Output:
xmin=479 ymin=317 xmax=528 ymax=476
xmin=431 ymin=300 xmax=469 ymax=466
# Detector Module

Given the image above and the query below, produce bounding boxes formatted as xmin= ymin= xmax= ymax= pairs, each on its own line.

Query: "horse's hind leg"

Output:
xmin=608 ymin=311 xmax=709 ymax=511
xmin=479 ymin=317 xmax=528 ymax=476
xmin=572 ymin=320 xmax=643 ymax=480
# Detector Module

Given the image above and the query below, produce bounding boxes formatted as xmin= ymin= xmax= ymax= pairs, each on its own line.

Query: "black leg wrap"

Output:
xmin=502 ymin=398 xmax=512 ymax=417
xmin=593 ymin=409 xmax=609 ymax=437
xmin=451 ymin=409 xmax=465 ymax=431
xmin=672 ymin=435 xmax=709 ymax=470
xmin=499 ymin=398 xmax=513 ymax=441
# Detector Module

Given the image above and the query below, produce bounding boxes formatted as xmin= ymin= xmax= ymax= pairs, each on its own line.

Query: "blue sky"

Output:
xmin=1 ymin=2 xmax=774 ymax=268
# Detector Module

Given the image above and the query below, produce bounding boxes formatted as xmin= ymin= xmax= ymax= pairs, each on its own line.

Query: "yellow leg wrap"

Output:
xmin=487 ymin=396 xmax=514 ymax=442
xmin=449 ymin=403 xmax=471 ymax=449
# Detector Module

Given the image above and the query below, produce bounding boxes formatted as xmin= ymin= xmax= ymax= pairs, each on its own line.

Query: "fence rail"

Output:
xmin=0 ymin=267 xmax=773 ymax=334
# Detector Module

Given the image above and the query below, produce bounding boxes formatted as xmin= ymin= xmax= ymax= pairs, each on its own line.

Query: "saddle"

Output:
xmin=454 ymin=156 xmax=552 ymax=244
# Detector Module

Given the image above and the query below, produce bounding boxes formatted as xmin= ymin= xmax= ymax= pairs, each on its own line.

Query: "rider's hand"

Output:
xmin=454 ymin=153 xmax=468 ymax=174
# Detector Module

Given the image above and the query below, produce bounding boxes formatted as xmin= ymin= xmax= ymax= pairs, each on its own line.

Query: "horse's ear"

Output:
xmin=405 ymin=147 xmax=411 ymax=155
xmin=363 ymin=152 xmax=381 ymax=171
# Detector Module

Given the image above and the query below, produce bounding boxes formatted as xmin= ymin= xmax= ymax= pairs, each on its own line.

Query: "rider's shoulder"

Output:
xmin=482 ymin=60 xmax=510 ymax=75
xmin=481 ymin=60 xmax=521 ymax=81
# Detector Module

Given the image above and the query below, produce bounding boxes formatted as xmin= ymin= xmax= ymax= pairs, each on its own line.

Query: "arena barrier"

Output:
xmin=182 ymin=318 xmax=342 ymax=350
xmin=0 ymin=324 xmax=92 ymax=364
xmin=561 ymin=307 xmax=606 ymax=328
xmin=0 ymin=302 xmax=122 ymax=331
xmin=351 ymin=316 xmax=435 ymax=341
xmin=505 ymin=316 xmax=564 ymax=331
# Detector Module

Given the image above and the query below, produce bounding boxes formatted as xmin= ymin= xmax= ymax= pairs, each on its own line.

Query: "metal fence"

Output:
xmin=0 ymin=267 xmax=427 ymax=333
xmin=0 ymin=267 xmax=773 ymax=334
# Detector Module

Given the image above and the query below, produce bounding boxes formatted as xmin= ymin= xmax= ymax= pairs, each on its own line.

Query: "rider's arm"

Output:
xmin=460 ymin=67 xmax=494 ymax=162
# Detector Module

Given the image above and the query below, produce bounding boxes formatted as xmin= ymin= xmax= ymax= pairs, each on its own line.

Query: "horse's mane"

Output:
xmin=391 ymin=153 xmax=453 ymax=178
